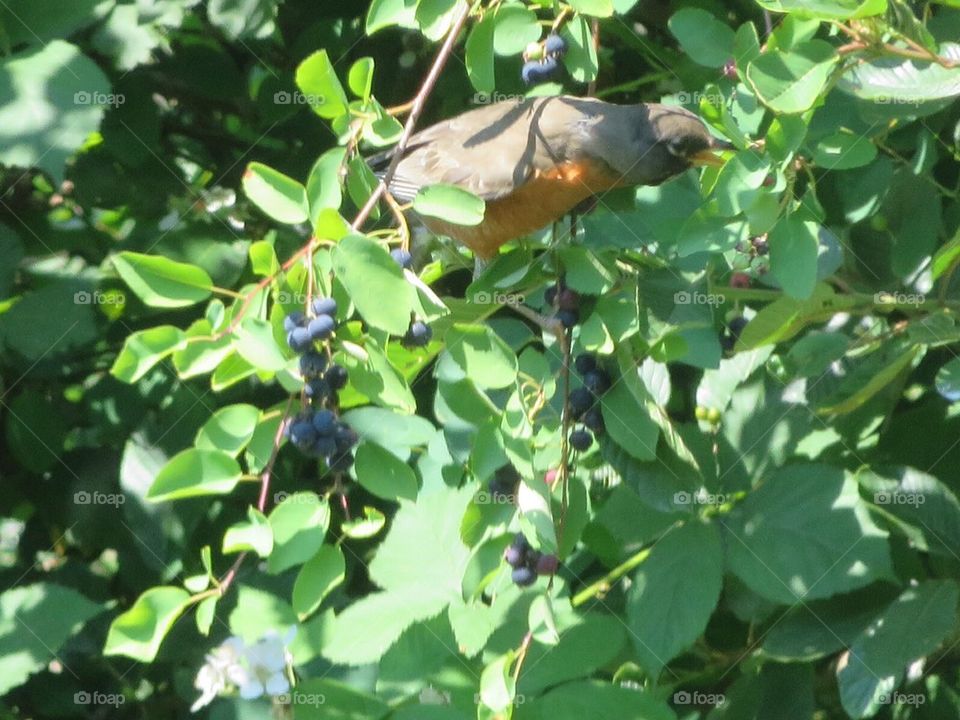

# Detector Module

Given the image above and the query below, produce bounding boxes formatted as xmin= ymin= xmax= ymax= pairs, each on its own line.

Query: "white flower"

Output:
xmin=191 ymin=629 xmax=295 ymax=712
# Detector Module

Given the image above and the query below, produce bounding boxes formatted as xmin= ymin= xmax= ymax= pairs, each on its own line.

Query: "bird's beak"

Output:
xmin=690 ymin=138 xmax=735 ymax=167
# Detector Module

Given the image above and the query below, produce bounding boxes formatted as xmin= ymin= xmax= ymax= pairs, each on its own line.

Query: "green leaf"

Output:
xmin=723 ymin=464 xmax=892 ymax=605
xmin=0 ymin=41 xmax=111 ymax=182
xmin=366 ymin=0 xmax=419 ymax=34
xmin=295 ymin=49 xmax=349 ymax=119
xmin=770 ymin=216 xmax=820 ymax=299
xmin=601 ymin=382 xmax=659 ymax=461
xmin=416 ymin=0 xmax=459 ymax=40
xmin=561 ymin=16 xmax=599 ymax=83
xmin=668 ymin=8 xmax=735 ymax=68
xmin=293 ymin=545 xmax=346 ymax=620
xmin=332 ymin=234 xmax=418 ymax=335
xmin=492 ymin=3 xmax=541 ymax=56
xmin=413 ymin=184 xmax=485 ymax=226
xmin=222 ymin=506 xmax=273 ymax=556
xmin=323 ymin=486 xmax=473 ymax=664
xmin=812 ymin=131 xmax=878 ymax=170
xmin=195 ymin=403 xmax=261 ymax=456
xmin=837 ymin=42 xmax=960 ymax=103
xmin=931 ymin=231 xmax=960 ymax=280
xmin=747 ymin=40 xmax=839 ymax=114
xmin=569 ymin=0 xmax=614 ymax=17
xmin=756 ymin=0 xmax=887 ymax=19
xmin=307 ymin=147 xmax=346 ymax=222
xmin=290 ymin=678 xmax=390 ymax=720
xmin=242 ymin=161 xmax=310 ymax=225
xmin=111 ymin=326 xmax=186 ymax=383
xmin=233 ymin=316 xmax=289 ymax=372
xmin=444 ymin=324 xmax=518 ymax=389
xmin=207 ymin=0 xmax=276 ymax=39
xmin=626 ymin=521 xmax=723 ymax=677
xmin=526 ymin=681 xmax=675 ymax=720
xmin=0 ymin=583 xmax=102 ymax=694
xmin=147 ymin=449 xmax=242 ymax=502
xmin=838 ymin=581 xmax=959 ymax=718
xmin=112 ymin=252 xmax=213 ymax=308
xmin=103 ymin=586 xmax=192 ymax=662
xmin=341 ymin=407 xmax=436 ymax=450
xmin=347 ymin=57 xmax=374 ymax=100
xmin=173 ymin=320 xmax=233 ymax=379
xmin=466 ymin=15 xmax=496 ymax=93
xmin=268 ymin=492 xmax=331 ymax=574
xmin=355 ymin=442 xmax=419 ymax=501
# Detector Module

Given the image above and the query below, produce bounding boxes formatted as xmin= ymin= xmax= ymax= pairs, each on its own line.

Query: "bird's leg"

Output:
xmin=506 ymin=300 xmax=565 ymax=340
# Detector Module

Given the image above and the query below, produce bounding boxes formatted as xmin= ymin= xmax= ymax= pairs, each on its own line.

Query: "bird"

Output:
xmin=372 ymin=95 xmax=731 ymax=262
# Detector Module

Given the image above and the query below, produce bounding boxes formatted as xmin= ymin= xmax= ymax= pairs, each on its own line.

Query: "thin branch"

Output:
xmin=351 ymin=1 xmax=473 ymax=232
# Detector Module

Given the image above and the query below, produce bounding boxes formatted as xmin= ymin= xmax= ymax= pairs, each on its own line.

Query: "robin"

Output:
xmin=374 ymin=95 xmax=731 ymax=261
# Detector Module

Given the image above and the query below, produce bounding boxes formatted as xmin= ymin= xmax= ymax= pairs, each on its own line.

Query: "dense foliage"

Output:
xmin=3 ymin=0 xmax=960 ymax=718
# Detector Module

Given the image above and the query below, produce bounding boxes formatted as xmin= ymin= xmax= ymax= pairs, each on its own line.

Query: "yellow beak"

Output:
xmin=690 ymin=149 xmax=727 ymax=167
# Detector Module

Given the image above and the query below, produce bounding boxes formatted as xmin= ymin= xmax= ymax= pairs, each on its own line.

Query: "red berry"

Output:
xmin=730 ymin=273 xmax=751 ymax=289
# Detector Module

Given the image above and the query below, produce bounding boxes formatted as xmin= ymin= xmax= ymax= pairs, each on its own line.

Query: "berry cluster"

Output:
xmin=544 ymin=280 xmax=581 ymax=329
xmin=504 ymin=533 xmax=559 ymax=587
xmin=284 ymin=297 xmax=338 ymax=353
xmin=521 ymin=33 xmax=567 ymax=85
xmin=568 ymin=354 xmax=611 ymax=451
xmin=488 ymin=463 xmax=520 ymax=502
xmin=282 ymin=300 xmax=358 ymax=469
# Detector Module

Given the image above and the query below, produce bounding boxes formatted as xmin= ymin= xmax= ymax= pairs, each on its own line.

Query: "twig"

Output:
xmin=586 ymin=18 xmax=600 ymax=97
xmin=351 ymin=1 xmax=473 ymax=231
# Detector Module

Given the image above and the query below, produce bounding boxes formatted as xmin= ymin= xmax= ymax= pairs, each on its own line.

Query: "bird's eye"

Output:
xmin=666 ymin=138 xmax=686 ymax=157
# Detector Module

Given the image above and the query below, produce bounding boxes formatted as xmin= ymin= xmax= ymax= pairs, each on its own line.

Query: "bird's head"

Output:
xmin=597 ymin=103 xmax=733 ymax=186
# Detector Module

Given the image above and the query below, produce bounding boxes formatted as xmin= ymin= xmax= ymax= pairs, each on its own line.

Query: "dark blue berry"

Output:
xmin=504 ymin=544 xmax=524 ymax=567
xmin=308 ymin=314 xmax=336 ymax=341
xmin=300 ymin=351 xmax=327 ymax=378
xmin=557 ymin=288 xmax=580 ymax=311
xmin=569 ymin=387 xmax=594 ymax=417
xmin=403 ymin=320 xmax=432 ymax=347
xmin=569 ymin=429 xmax=593 ymax=451
xmin=328 ymin=452 xmax=354 ymax=471
xmin=512 ymin=566 xmax=537 ymax=587
xmin=584 ymin=369 xmax=611 ymax=395
xmin=583 ymin=406 xmax=604 ymax=433
xmin=283 ymin=311 xmax=306 ymax=333
xmin=287 ymin=327 xmax=313 ymax=353
xmin=288 ymin=419 xmax=317 ymax=449
xmin=311 ymin=297 xmax=337 ymax=317
xmin=312 ymin=409 xmax=336 ymax=435
xmin=312 ymin=435 xmax=337 ymax=458
xmin=325 ymin=364 xmax=348 ymax=390
xmin=728 ymin=316 xmax=748 ymax=339
xmin=305 ymin=377 xmax=330 ymax=400
xmin=753 ymin=238 xmax=769 ymax=256
xmin=557 ymin=309 xmax=579 ymax=328
xmin=334 ymin=424 xmax=359 ymax=452
xmin=574 ymin=354 xmax=597 ymax=374
xmin=544 ymin=33 xmax=567 ymax=56
xmin=390 ymin=248 xmax=412 ymax=269
xmin=521 ymin=56 xmax=559 ymax=85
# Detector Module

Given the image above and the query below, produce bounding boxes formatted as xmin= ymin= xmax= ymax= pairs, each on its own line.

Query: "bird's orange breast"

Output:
xmin=423 ymin=160 xmax=622 ymax=259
